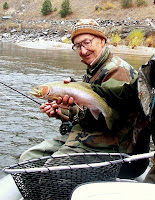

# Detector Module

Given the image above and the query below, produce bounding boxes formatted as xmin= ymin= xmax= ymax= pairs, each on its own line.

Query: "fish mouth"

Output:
xmin=30 ymin=85 xmax=49 ymax=98
xmin=30 ymin=85 xmax=58 ymax=100
xmin=30 ymin=88 xmax=43 ymax=98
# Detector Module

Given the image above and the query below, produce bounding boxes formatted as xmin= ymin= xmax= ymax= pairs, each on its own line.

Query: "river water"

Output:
xmin=0 ymin=42 xmax=151 ymax=179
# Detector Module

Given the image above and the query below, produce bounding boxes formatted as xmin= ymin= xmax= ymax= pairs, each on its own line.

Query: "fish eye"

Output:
xmin=46 ymin=90 xmax=50 ymax=95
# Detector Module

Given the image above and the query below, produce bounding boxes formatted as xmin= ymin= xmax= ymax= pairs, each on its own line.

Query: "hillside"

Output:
xmin=0 ymin=0 xmax=154 ymax=22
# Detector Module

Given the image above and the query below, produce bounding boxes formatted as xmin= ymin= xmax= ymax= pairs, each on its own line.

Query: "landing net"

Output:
xmin=4 ymin=152 xmax=129 ymax=200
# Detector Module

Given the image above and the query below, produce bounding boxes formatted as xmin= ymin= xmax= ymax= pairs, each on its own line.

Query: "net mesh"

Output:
xmin=4 ymin=153 xmax=128 ymax=200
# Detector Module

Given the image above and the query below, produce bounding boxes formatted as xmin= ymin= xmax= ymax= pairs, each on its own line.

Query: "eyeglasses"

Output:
xmin=72 ymin=37 xmax=96 ymax=52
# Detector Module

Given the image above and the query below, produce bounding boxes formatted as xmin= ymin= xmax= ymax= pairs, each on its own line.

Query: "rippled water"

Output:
xmin=0 ymin=42 xmax=151 ymax=179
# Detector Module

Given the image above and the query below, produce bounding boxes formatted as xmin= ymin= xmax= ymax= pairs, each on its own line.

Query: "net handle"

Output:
xmin=3 ymin=151 xmax=155 ymax=174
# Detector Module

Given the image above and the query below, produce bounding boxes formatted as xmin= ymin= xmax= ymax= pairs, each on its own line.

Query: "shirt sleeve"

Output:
xmin=91 ymin=66 xmax=140 ymax=112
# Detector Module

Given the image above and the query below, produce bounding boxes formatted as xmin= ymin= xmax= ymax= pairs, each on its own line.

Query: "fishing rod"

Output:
xmin=0 ymin=81 xmax=41 ymax=105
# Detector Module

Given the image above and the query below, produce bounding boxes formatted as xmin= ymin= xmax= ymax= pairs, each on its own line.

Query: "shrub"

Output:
xmin=145 ymin=35 xmax=155 ymax=47
xmin=3 ymin=2 xmax=8 ymax=9
xmin=111 ymin=33 xmax=121 ymax=46
xmin=126 ymin=29 xmax=144 ymax=49
xmin=94 ymin=4 xmax=103 ymax=13
xmin=121 ymin=0 xmax=133 ymax=8
xmin=61 ymin=37 xmax=72 ymax=44
xmin=53 ymin=7 xmax=57 ymax=12
xmin=105 ymin=1 xmax=114 ymax=9
xmin=59 ymin=0 xmax=72 ymax=18
xmin=136 ymin=0 xmax=147 ymax=7
xmin=41 ymin=0 xmax=52 ymax=16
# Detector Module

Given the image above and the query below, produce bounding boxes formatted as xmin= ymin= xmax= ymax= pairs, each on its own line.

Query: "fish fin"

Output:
xmin=90 ymin=108 xmax=101 ymax=120
xmin=91 ymin=108 xmax=114 ymax=130
xmin=76 ymin=104 xmax=83 ymax=111
xmin=48 ymin=95 xmax=59 ymax=100
xmin=75 ymin=103 xmax=84 ymax=111
xmin=91 ymin=108 xmax=113 ymax=130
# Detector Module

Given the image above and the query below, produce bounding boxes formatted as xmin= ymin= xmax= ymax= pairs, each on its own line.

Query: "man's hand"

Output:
xmin=40 ymin=96 xmax=74 ymax=120
xmin=40 ymin=97 xmax=62 ymax=118
xmin=39 ymin=77 xmax=75 ymax=120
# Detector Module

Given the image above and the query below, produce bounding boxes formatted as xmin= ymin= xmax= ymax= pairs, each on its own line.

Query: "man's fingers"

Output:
xmin=56 ymin=97 xmax=62 ymax=104
xmin=40 ymin=105 xmax=51 ymax=112
xmin=62 ymin=95 xmax=70 ymax=106
xmin=57 ymin=108 xmax=69 ymax=120
xmin=68 ymin=97 xmax=74 ymax=105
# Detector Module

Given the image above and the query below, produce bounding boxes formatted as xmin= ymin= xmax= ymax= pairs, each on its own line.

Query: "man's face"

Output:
xmin=73 ymin=34 xmax=105 ymax=65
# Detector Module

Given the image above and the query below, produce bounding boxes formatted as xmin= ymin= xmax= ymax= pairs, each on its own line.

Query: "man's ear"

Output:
xmin=101 ymin=38 xmax=105 ymax=47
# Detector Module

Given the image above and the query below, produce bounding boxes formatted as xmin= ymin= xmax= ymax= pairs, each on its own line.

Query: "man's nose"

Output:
xmin=80 ymin=45 xmax=87 ymax=54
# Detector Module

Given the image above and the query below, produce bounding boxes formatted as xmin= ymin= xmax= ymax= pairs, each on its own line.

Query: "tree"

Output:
xmin=3 ymin=2 xmax=8 ymax=9
xmin=41 ymin=0 xmax=52 ymax=16
xmin=59 ymin=0 xmax=72 ymax=18
xmin=121 ymin=0 xmax=133 ymax=8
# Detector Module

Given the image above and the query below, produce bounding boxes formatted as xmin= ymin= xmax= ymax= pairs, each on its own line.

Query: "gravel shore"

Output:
xmin=16 ymin=40 xmax=155 ymax=56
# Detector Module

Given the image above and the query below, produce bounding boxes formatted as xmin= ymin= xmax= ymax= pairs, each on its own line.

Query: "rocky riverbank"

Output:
xmin=0 ymin=19 xmax=155 ymax=56
xmin=0 ymin=18 xmax=155 ymax=42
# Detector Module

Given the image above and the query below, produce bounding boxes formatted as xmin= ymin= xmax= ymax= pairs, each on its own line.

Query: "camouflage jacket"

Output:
xmin=64 ymin=47 xmax=148 ymax=154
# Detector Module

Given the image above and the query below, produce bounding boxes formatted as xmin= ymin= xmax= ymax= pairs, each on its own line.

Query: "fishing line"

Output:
xmin=0 ymin=81 xmax=41 ymax=105
xmin=0 ymin=90 xmax=41 ymax=118
xmin=0 ymin=91 xmax=32 ymax=112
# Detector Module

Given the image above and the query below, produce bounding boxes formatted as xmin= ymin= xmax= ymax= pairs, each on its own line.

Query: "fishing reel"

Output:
xmin=59 ymin=115 xmax=79 ymax=135
xmin=59 ymin=121 xmax=73 ymax=135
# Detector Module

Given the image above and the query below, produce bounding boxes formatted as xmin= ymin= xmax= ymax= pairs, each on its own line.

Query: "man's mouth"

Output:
xmin=85 ymin=52 xmax=92 ymax=59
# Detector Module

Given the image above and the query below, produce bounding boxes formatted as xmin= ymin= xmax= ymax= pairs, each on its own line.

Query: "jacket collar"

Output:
xmin=81 ymin=46 xmax=110 ymax=76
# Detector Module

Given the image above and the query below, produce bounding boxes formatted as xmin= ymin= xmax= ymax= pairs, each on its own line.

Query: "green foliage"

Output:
xmin=121 ymin=0 xmax=133 ymax=8
xmin=111 ymin=33 xmax=121 ymax=46
xmin=105 ymin=1 xmax=114 ymax=9
xmin=136 ymin=0 xmax=147 ymax=7
xmin=3 ymin=2 xmax=8 ymax=9
xmin=41 ymin=0 xmax=52 ymax=16
xmin=59 ymin=0 xmax=72 ymax=18
xmin=53 ymin=7 xmax=57 ymax=12
xmin=61 ymin=37 xmax=72 ymax=44
xmin=126 ymin=29 xmax=144 ymax=49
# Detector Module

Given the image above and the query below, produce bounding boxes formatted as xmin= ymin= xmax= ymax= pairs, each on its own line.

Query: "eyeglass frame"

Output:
xmin=72 ymin=37 xmax=96 ymax=52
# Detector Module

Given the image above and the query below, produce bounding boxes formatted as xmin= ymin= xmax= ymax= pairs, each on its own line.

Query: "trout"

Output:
xmin=30 ymin=81 xmax=116 ymax=130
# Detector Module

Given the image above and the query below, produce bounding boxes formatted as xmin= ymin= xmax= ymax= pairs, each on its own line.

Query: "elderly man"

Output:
xmin=20 ymin=19 xmax=150 ymax=179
